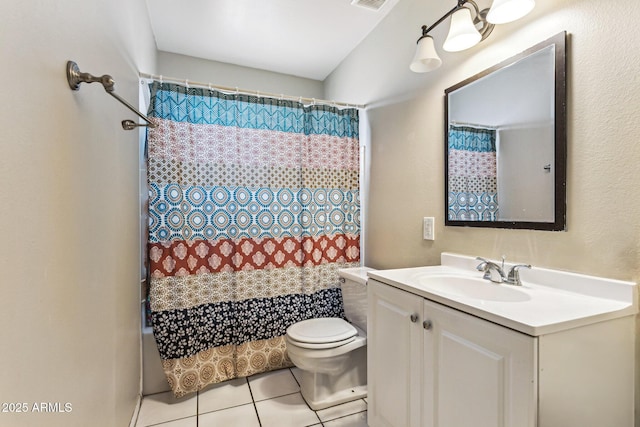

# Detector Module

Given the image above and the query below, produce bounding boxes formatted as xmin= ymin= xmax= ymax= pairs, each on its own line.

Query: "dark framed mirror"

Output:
xmin=444 ymin=32 xmax=566 ymax=231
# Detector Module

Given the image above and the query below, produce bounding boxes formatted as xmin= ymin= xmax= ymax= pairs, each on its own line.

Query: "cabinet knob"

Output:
xmin=410 ymin=314 xmax=419 ymax=323
xmin=423 ymin=320 xmax=432 ymax=330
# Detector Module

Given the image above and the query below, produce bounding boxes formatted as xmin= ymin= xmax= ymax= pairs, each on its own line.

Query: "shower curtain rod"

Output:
xmin=139 ymin=72 xmax=366 ymax=110
xmin=66 ymin=61 xmax=156 ymax=131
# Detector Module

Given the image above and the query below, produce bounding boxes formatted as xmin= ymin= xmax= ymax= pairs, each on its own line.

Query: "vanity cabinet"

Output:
xmin=368 ymin=279 xmax=635 ymax=427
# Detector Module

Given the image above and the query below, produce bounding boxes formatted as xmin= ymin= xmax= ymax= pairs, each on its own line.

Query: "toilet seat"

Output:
xmin=286 ymin=318 xmax=357 ymax=350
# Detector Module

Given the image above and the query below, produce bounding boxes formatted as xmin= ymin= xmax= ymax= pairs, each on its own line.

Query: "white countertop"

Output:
xmin=367 ymin=253 xmax=637 ymax=336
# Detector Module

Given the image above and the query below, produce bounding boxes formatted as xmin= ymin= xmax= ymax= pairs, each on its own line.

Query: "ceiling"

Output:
xmin=145 ymin=0 xmax=401 ymax=81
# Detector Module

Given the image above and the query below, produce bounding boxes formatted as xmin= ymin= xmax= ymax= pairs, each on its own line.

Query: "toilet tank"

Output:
xmin=338 ymin=267 xmax=375 ymax=333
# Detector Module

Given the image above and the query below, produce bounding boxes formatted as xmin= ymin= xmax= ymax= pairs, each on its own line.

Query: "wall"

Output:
xmin=157 ymin=51 xmax=325 ymax=100
xmin=0 ymin=1 xmax=156 ymax=426
xmin=326 ymin=0 xmax=640 ymax=281
xmin=326 ymin=0 xmax=640 ymax=421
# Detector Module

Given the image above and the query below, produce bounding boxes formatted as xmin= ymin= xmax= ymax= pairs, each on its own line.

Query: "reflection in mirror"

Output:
xmin=445 ymin=32 xmax=566 ymax=231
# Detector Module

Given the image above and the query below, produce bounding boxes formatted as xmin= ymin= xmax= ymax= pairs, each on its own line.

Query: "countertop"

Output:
xmin=367 ymin=253 xmax=637 ymax=336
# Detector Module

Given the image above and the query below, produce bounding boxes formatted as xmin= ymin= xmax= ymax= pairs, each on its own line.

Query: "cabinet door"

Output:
xmin=368 ymin=280 xmax=423 ymax=427
xmin=422 ymin=299 xmax=537 ymax=427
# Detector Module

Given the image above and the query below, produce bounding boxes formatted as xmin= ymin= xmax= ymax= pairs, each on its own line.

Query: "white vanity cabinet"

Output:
xmin=368 ymin=277 xmax=635 ymax=427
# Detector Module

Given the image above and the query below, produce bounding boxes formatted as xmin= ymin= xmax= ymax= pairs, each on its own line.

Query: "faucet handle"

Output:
xmin=475 ymin=256 xmax=489 ymax=270
xmin=506 ymin=264 xmax=531 ymax=286
xmin=475 ymin=257 xmax=492 ymax=279
xmin=475 ymin=257 xmax=505 ymax=283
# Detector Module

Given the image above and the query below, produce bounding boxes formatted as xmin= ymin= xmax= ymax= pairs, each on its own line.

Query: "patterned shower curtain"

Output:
xmin=145 ymin=82 xmax=361 ymax=397
xmin=447 ymin=125 xmax=498 ymax=221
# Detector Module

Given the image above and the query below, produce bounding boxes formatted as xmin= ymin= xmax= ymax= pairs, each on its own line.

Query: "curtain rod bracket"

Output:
xmin=66 ymin=60 xmax=156 ymax=130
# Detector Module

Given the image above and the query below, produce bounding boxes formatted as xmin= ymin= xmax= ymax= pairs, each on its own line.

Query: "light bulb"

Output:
xmin=487 ymin=0 xmax=535 ymax=24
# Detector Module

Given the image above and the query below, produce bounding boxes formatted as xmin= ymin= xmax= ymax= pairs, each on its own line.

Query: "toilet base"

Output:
xmin=297 ymin=345 xmax=367 ymax=410
xmin=302 ymin=382 xmax=367 ymax=410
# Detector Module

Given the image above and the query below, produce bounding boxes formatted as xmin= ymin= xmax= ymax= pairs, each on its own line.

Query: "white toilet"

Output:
xmin=286 ymin=267 xmax=373 ymax=410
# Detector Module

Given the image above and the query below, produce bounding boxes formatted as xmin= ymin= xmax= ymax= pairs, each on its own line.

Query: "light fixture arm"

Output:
xmin=416 ymin=0 xmax=493 ymax=43
xmin=419 ymin=1 xmax=463 ymax=39
xmin=466 ymin=1 xmax=495 ymax=40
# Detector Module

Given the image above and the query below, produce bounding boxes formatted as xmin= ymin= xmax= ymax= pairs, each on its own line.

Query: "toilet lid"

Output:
xmin=287 ymin=335 xmax=356 ymax=350
xmin=286 ymin=318 xmax=357 ymax=345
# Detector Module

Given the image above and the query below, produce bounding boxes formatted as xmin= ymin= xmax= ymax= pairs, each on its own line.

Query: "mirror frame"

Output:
xmin=444 ymin=31 xmax=567 ymax=231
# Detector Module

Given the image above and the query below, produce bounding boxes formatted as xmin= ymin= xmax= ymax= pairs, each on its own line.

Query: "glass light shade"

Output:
xmin=486 ymin=0 xmax=535 ymax=24
xmin=442 ymin=8 xmax=482 ymax=52
xmin=410 ymin=36 xmax=442 ymax=72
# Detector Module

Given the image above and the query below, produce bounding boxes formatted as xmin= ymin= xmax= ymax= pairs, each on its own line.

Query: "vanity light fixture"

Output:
xmin=410 ymin=0 xmax=535 ymax=72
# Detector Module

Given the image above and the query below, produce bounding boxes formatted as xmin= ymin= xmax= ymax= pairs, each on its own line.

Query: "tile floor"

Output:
xmin=134 ymin=367 xmax=368 ymax=427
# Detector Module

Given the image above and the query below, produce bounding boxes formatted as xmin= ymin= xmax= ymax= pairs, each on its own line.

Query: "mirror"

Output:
xmin=445 ymin=32 xmax=566 ymax=231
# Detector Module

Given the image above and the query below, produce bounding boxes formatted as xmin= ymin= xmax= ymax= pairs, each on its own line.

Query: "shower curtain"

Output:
xmin=447 ymin=125 xmax=498 ymax=221
xmin=145 ymin=82 xmax=361 ymax=397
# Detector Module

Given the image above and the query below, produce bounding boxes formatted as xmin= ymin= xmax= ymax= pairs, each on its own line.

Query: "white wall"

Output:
xmin=157 ymin=51 xmax=324 ymax=99
xmin=0 ymin=1 xmax=156 ymax=426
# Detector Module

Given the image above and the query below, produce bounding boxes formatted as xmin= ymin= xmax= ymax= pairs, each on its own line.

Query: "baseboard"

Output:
xmin=129 ymin=393 xmax=142 ymax=427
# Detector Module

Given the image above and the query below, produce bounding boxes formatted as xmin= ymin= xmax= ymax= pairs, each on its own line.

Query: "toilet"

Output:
xmin=286 ymin=267 xmax=373 ymax=410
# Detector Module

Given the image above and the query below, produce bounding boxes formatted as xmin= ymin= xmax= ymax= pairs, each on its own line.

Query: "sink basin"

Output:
xmin=416 ymin=275 xmax=531 ymax=302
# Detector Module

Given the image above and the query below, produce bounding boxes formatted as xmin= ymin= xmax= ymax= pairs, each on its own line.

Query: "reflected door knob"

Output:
xmin=410 ymin=314 xmax=418 ymax=323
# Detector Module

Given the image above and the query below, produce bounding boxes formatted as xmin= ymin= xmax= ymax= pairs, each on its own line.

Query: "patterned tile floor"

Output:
xmin=134 ymin=367 xmax=368 ymax=427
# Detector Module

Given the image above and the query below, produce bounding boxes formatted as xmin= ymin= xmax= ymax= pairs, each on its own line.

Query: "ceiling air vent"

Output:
xmin=351 ymin=0 xmax=386 ymax=11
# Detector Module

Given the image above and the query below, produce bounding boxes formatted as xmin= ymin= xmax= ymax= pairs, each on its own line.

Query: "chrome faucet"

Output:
xmin=475 ymin=256 xmax=531 ymax=286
